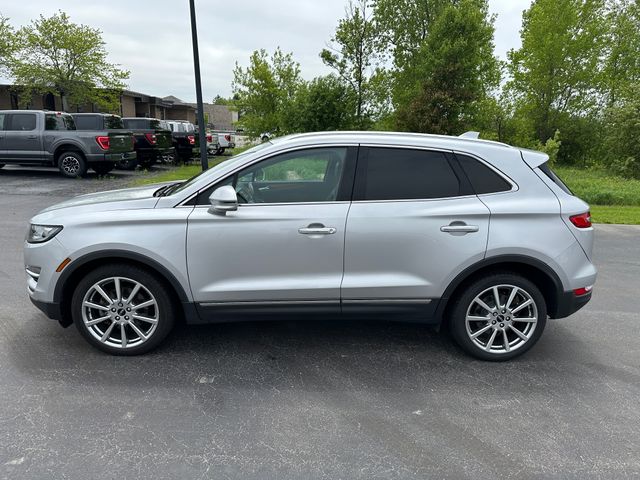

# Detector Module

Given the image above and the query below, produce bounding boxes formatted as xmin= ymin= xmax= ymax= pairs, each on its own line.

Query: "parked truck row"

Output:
xmin=0 ymin=109 xmax=235 ymax=178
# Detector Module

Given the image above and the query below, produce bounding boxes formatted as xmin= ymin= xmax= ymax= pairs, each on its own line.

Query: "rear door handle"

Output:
xmin=440 ymin=224 xmax=479 ymax=233
xmin=27 ymin=135 xmax=38 ymax=139
xmin=298 ymin=225 xmax=337 ymax=235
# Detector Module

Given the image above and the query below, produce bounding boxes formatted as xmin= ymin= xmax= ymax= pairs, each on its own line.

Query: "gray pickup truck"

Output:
xmin=0 ymin=110 xmax=136 ymax=178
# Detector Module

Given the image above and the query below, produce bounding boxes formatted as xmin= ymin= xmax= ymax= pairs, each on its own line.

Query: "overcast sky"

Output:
xmin=0 ymin=0 xmax=532 ymax=103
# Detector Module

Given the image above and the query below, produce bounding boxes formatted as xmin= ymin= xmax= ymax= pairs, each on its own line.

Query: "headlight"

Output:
xmin=28 ymin=225 xmax=63 ymax=243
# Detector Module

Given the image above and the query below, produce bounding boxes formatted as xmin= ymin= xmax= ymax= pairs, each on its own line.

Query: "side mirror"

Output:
xmin=208 ymin=185 xmax=238 ymax=215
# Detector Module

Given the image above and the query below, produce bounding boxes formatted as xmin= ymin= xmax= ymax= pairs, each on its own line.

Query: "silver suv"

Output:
xmin=24 ymin=132 xmax=596 ymax=360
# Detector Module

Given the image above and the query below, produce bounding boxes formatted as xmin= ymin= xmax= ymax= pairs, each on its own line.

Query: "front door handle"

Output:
xmin=298 ymin=224 xmax=337 ymax=235
xmin=440 ymin=223 xmax=479 ymax=233
xmin=27 ymin=135 xmax=38 ymax=139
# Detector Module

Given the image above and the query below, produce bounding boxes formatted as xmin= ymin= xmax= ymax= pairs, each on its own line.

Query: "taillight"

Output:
xmin=573 ymin=286 xmax=593 ymax=296
xmin=187 ymin=135 xmax=195 ymax=145
xmin=145 ymin=133 xmax=157 ymax=145
xmin=569 ymin=211 xmax=592 ymax=228
xmin=224 ymin=134 xmax=231 ymax=142
xmin=95 ymin=136 xmax=110 ymax=150
xmin=206 ymin=134 xmax=212 ymax=143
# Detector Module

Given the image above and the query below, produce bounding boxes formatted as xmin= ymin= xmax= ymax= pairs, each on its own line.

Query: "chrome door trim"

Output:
xmin=342 ymin=298 xmax=433 ymax=304
xmin=199 ymin=299 xmax=340 ymax=307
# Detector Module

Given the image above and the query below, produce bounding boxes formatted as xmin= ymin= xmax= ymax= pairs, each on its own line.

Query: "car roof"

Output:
xmin=274 ymin=131 xmax=514 ymax=151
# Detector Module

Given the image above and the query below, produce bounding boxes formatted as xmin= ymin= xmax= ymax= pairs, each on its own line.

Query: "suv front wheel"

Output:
xmin=449 ymin=273 xmax=547 ymax=361
xmin=71 ymin=264 xmax=176 ymax=355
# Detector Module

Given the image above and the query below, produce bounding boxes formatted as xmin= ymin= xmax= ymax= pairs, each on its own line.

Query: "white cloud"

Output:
xmin=0 ymin=0 xmax=531 ymax=103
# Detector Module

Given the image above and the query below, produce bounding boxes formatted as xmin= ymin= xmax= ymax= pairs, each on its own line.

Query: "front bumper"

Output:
xmin=30 ymin=297 xmax=64 ymax=322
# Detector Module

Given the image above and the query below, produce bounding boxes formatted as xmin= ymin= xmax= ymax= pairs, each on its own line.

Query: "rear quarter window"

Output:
xmin=456 ymin=154 xmax=512 ymax=194
xmin=539 ymin=162 xmax=573 ymax=195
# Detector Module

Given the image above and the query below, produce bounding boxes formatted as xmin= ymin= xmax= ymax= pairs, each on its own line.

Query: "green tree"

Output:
xmin=395 ymin=0 xmax=500 ymax=134
xmin=507 ymin=0 xmax=606 ymax=144
xmin=602 ymin=0 xmax=640 ymax=107
xmin=9 ymin=11 xmax=129 ymax=111
xmin=602 ymin=85 xmax=640 ymax=177
xmin=232 ymin=48 xmax=302 ymax=138
xmin=0 ymin=15 xmax=17 ymax=74
xmin=373 ymin=0 xmax=449 ymax=111
xmin=287 ymin=75 xmax=355 ymax=132
xmin=320 ymin=0 xmax=383 ymax=128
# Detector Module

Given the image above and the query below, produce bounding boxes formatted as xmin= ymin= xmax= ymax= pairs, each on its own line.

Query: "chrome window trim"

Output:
xmin=176 ymin=143 xmax=358 ymax=208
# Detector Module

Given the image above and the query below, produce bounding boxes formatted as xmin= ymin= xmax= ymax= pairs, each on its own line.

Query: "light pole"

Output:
xmin=189 ymin=0 xmax=209 ymax=171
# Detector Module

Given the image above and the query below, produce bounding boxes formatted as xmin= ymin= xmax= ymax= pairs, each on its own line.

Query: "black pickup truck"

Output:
xmin=121 ymin=118 xmax=174 ymax=169
xmin=72 ymin=113 xmax=137 ymax=170
xmin=166 ymin=120 xmax=200 ymax=162
xmin=0 ymin=110 xmax=136 ymax=177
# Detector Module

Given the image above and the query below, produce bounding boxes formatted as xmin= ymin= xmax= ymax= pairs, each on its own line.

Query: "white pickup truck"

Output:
xmin=213 ymin=132 xmax=235 ymax=155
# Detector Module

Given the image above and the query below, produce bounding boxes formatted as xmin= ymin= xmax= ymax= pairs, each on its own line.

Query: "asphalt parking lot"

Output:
xmin=1 ymin=166 xmax=639 ymax=479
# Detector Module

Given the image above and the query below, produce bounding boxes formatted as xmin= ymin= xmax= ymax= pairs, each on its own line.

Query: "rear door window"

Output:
xmin=45 ymin=114 xmax=75 ymax=130
xmin=355 ymin=147 xmax=463 ymax=200
xmin=8 ymin=113 xmax=37 ymax=131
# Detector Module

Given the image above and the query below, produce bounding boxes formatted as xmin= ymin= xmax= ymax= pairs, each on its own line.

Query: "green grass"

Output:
xmin=553 ymin=166 xmax=640 ymax=225
xmin=589 ymin=205 xmax=640 ymax=225
xmin=554 ymin=166 xmax=640 ymax=206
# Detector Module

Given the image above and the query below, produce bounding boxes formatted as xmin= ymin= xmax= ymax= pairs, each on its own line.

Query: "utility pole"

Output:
xmin=189 ymin=0 xmax=209 ymax=171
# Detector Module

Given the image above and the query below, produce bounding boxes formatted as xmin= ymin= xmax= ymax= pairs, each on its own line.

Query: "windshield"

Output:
xmin=167 ymin=142 xmax=274 ymax=195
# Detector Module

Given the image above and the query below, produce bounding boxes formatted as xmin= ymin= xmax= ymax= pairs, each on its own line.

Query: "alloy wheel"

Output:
xmin=465 ymin=284 xmax=538 ymax=354
xmin=61 ymin=155 xmax=81 ymax=176
xmin=81 ymin=276 xmax=159 ymax=349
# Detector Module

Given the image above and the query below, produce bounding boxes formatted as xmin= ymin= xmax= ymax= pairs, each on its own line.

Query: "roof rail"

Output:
xmin=459 ymin=131 xmax=480 ymax=139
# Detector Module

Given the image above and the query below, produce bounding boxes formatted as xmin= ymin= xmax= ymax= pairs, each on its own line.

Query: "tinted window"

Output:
xmin=540 ymin=162 xmax=572 ymax=195
xmin=197 ymin=147 xmax=348 ymax=205
xmin=105 ymin=115 xmax=124 ymax=129
xmin=360 ymin=148 xmax=461 ymax=200
xmin=45 ymin=114 xmax=75 ymax=131
xmin=123 ymin=118 xmax=155 ymax=129
xmin=457 ymin=154 xmax=511 ymax=194
xmin=73 ymin=115 xmax=100 ymax=130
xmin=8 ymin=113 xmax=37 ymax=131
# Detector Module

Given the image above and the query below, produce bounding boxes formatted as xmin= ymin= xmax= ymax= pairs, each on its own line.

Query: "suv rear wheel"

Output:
xmin=71 ymin=264 xmax=176 ymax=355
xmin=449 ymin=273 xmax=547 ymax=361
xmin=58 ymin=151 xmax=87 ymax=178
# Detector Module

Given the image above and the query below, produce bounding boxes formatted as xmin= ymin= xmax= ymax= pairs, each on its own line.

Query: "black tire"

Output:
xmin=58 ymin=151 xmax=88 ymax=178
xmin=91 ymin=162 xmax=115 ymax=176
xmin=0 ymin=163 xmax=5 ymax=168
xmin=215 ymin=148 xmax=224 ymax=156
xmin=138 ymin=156 xmax=156 ymax=169
xmin=71 ymin=264 xmax=177 ymax=356
xmin=448 ymin=272 xmax=547 ymax=361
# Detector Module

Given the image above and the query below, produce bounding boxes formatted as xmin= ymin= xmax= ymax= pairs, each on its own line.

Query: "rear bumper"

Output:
xmin=553 ymin=291 xmax=592 ymax=318
xmin=86 ymin=151 xmax=137 ymax=163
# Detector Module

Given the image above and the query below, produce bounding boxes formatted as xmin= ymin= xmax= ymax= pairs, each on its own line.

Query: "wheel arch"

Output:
xmin=54 ymin=143 xmax=87 ymax=164
xmin=54 ymin=250 xmax=192 ymax=326
xmin=436 ymin=255 xmax=565 ymax=324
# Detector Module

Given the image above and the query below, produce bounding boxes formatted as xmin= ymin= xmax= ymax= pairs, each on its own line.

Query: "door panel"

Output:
xmin=342 ymin=197 xmax=490 ymax=301
xmin=186 ymin=203 xmax=350 ymax=306
xmin=342 ymin=146 xmax=489 ymax=304
xmin=4 ymin=113 xmax=42 ymax=162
